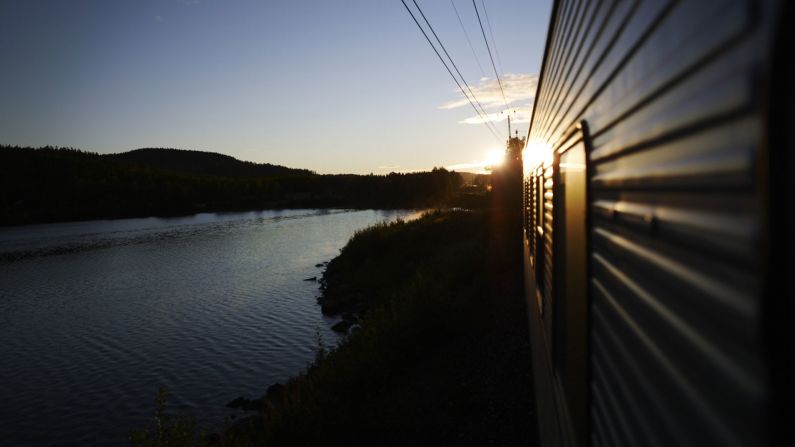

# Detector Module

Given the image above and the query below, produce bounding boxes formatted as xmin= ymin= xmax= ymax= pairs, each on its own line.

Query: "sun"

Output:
xmin=483 ymin=149 xmax=505 ymax=169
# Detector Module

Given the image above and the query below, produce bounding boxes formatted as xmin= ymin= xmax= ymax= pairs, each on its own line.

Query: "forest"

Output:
xmin=0 ymin=146 xmax=484 ymax=225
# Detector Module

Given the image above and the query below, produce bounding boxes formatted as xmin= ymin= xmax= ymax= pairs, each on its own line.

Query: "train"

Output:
xmin=520 ymin=1 xmax=792 ymax=446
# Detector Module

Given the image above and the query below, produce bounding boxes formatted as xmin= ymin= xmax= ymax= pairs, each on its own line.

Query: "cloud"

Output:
xmin=445 ymin=161 xmax=487 ymax=171
xmin=444 ymin=160 xmax=496 ymax=174
xmin=375 ymin=165 xmax=428 ymax=173
xmin=458 ymin=104 xmax=533 ymax=124
xmin=154 ymin=15 xmax=163 ymax=22
xmin=440 ymin=73 xmax=538 ymax=125
xmin=380 ymin=167 xmax=425 ymax=173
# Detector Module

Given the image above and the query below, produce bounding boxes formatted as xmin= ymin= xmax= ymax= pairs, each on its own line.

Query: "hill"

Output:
xmin=0 ymin=145 xmax=474 ymax=225
xmin=105 ymin=148 xmax=314 ymax=178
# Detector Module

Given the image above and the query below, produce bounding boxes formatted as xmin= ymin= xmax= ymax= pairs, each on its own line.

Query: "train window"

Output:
xmin=524 ymin=179 xmax=532 ymax=243
xmin=552 ymin=123 xmax=590 ymax=444
xmin=534 ymin=170 xmax=545 ymax=313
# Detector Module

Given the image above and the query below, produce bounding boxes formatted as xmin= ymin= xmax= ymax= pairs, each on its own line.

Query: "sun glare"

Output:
xmin=484 ymin=149 xmax=505 ymax=169
xmin=523 ymin=141 xmax=553 ymax=169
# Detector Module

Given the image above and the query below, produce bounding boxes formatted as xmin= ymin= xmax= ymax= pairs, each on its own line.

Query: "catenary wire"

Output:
xmin=400 ymin=0 xmax=503 ymax=142
xmin=479 ymin=0 xmax=506 ymax=77
xmin=472 ymin=0 xmax=509 ymax=110
xmin=411 ymin=0 xmax=502 ymax=138
xmin=450 ymin=0 xmax=487 ymax=78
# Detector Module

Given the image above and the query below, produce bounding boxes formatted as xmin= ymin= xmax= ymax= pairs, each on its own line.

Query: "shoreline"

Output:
xmin=137 ymin=207 xmax=535 ymax=446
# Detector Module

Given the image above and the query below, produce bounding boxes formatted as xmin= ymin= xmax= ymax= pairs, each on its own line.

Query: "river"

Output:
xmin=0 ymin=209 xmax=421 ymax=446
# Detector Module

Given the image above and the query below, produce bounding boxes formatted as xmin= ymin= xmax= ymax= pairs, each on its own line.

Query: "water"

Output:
xmin=0 ymin=209 xmax=421 ymax=446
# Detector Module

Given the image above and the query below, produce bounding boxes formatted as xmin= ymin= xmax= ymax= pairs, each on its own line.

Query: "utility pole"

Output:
xmin=494 ymin=110 xmax=524 ymax=231
xmin=506 ymin=112 xmax=524 ymax=163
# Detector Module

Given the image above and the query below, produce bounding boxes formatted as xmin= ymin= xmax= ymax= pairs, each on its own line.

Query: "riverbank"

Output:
xmin=241 ymin=208 xmax=533 ymax=445
xmin=133 ymin=207 xmax=535 ymax=446
xmin=3 ymin=208 xmax=428 ymax=447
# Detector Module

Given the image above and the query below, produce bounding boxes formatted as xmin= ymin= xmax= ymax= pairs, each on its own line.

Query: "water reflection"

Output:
xmin=0 ymin=209 xmax=419 ymax=446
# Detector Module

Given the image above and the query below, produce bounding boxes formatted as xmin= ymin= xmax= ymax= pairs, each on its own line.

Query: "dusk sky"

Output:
xmin=0 ymin=0 xmax=551 ymax=174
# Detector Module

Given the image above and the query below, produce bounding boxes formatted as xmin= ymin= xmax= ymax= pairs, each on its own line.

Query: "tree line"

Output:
xmin=0 ymin=146 xmax=475 ymax=225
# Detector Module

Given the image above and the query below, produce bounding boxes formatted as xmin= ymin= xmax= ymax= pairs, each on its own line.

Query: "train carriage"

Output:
xmin=521 ymin=1 xmax=793 ymax=446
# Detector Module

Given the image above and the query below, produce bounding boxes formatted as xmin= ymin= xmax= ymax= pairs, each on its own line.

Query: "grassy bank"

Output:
xmin=265 ymin=211 xmax=489 ymax=442
xmin=134 ymin=208 xmax=534 ymax=446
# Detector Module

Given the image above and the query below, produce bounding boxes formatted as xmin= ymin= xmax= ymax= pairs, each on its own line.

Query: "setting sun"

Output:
xmin=484 ymin=149 xmax=505 ymax=169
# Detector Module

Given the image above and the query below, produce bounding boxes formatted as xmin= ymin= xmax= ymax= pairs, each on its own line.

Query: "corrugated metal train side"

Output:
xmin=521 ymin=1 xmax=792 ymax=446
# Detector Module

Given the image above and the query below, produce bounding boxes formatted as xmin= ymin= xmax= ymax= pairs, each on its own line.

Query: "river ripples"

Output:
xmin=0 ymin=209 xmax=420 ymax=446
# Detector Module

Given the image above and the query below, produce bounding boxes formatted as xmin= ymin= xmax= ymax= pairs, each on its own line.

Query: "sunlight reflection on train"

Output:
xmin=523 ymin=140 xmax=553 ymax=171
xmin=559 ymin=163 xmax=585 ymax=170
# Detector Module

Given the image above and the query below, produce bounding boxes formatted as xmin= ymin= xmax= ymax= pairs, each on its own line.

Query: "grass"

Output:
xmin=129 ymin=388 xmax=208 ymax=447
xmin=258 ymin=210 xmax=491 ymax=445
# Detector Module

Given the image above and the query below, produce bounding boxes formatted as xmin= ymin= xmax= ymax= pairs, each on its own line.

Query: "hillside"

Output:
xmin=0 ymin=145 xmax=474 ymax=225
xmin=105 ymin=148 xmax=314 ymax=178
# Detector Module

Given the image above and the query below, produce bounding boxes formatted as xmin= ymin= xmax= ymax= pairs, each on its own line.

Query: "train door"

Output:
xmin=552 ymin=123 xmax=590 ymax=446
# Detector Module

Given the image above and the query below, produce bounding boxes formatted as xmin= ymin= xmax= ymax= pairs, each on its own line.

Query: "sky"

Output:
xmin=0 ymin=0 xmax=551 ymax=174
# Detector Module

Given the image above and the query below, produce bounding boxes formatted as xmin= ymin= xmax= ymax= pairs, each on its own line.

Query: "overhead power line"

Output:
xmin=410 ymin=0 xmax=501 ymax=138
xmin=472 ymin=0 xmax=509 ymax=110
xmin=449 ymin=0 xmax=486 ymax=78
xmin=399 ymin=0 xmax=502 ymax=142
xmin=479 ymin=0 xmax=506 ymax=77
